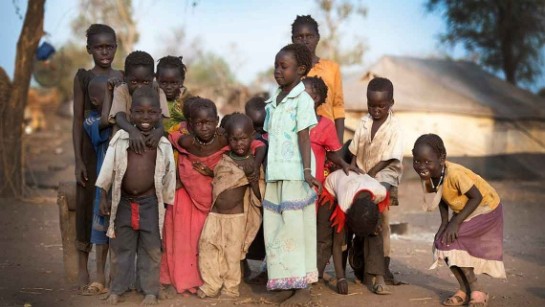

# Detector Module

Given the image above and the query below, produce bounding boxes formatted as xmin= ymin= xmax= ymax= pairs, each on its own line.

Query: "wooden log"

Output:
xmin=57 ymin=181 xmax=78 ymax=283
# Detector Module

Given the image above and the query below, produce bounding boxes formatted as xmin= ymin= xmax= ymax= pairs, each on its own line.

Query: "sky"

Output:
xmin=0 ymin=0 xmax=542 ymax=91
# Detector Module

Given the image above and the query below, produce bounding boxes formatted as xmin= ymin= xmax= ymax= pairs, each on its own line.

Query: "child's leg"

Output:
xmin=221 ymin=214 xmax=246 ymax=297
xmin=450 ymin=266 xmax=471 ymax=294
xmin=316 ymin=202 xmax=335 ymax=278
xmin=96 ymin=243 xmax=109 ymax=286
xmin=363 ymin=233 xmax=391 ymax=294
xmin=198 ymin=214 xmax=223 ymax=297
xmin=136 ymin=197 xmax=162 ymax=298
xmin=442 ymin=265 xmax=470 ymax=305
xmin=110 ymin=224 xmax=138 ymax=295
xmin=460 ymin=266 xmax=488 ymax=305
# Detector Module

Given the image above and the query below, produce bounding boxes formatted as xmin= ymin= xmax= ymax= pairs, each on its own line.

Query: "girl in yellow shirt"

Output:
xmin=412 ymin=134 xmax=505 ymax=307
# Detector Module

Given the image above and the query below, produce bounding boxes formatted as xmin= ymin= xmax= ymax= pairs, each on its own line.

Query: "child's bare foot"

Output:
xmin=280 ymin=288 xmax=311 ymax=306
xmin=372 ymin=275 xmax=392 ymax=295
xmin=106 ymin=293 xmax=123 ymax=305
xmin=141 ymin=294 xmax=158 ymax=305
xmin=469 ymin=291 xmax=489 ymax=307
xmin=268 ymin=290 xmax=295 ymax=304
xmin=159 ymin=285 xmax=177 ymax=300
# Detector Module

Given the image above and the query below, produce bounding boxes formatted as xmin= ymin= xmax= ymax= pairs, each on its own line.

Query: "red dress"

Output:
xmin=310 ymin=116 xmax=342 ymax=183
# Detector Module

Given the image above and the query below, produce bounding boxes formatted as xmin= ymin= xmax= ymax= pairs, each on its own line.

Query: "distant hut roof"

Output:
xmin=344 ymin=56 xmax=545 ymax=120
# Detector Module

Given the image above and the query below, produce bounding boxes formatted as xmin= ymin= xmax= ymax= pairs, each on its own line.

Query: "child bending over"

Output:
xmin=412 ymin=134 xmax=505 ymax=307
xmin=348 ymin=77 xmax=404 ymax=284
xmin=97 ymin=87 xmax=175 ymax=305
xmin=321 ymin=169 xmax=391 ymax=295
xmin=303 ymin=76 xmax=360 ymax=280
xmin=198 ymin=113 xmax=264 ymax=298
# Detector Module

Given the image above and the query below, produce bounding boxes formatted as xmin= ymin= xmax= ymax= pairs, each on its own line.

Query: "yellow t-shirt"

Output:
xmin=441 ymin=161 xmax=500 ymax=213
xmin=307 ymin=59 xmax=345 ymax=120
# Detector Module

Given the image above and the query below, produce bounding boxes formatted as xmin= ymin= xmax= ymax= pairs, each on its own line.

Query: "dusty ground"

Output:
xmin=1 ymin=113 xmax=544 ymax=307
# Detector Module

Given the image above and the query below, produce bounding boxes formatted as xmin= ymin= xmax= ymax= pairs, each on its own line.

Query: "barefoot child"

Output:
xmin=96 ymin=87 xmax=176 ymax=305
xmin=302 ymin=76 xmax=360 ymax=281
xmin=108 ymin=51 xmax=171 ymax=151
xmin=262 ymin=43 xmax=321 ymax=305
xmin=80 ymin=75 xmax=113 ymax=295
xmin=321 ymin=170 xmax=391 ymax=295
xmin=412 ymin=134 xmax=505 ymax=306
xmin=348 ymin=77 xmax=404 ymax=284
xmin=198 ymin=113 xmax=264 ymax=298
xmin=72 ymin=24 xmax=123 ymax=290
xmin=160 ymin=98 xmax=229 ymax=294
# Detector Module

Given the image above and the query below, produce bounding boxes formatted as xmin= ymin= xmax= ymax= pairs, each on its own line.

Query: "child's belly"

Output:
xmin=213 ymin=186 xmax=246 ymax=214
xmin=122 ymin=149 xmax=157 ymax=197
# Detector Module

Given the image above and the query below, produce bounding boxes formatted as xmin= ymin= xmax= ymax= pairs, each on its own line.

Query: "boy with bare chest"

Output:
xmin=96 ymin=87 xmax=175 ymax=305
xmin=198 ymin=113 xmax=264 ymax=298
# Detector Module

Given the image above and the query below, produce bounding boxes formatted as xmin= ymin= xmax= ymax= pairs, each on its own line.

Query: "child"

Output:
xmin=321 ymin=169 xmax=391 ymax=295
xmin=80 ymin=75 xmax=112 ymax=295
xmin=412 ymin=134 xmax=505 ymax=306
xmin=198 ymin=113 xmax=264 ymax=298
xmin=96 ymin=87 xmax=175 ymax=305
xmin=262 ymin=43 xmax=321 ymax=305
xmin=291 ymin=15 xmax=345 ymax=142
xmin=160 ymin=98 xmax=229 ymax=294
xmin=72 ymin=23 xmax=123 ymax=289
xmin=348 ymin=77 xmax=404 ymax=284
xmin=156 ymin=55 xmax=192 ymax=132
xmin=244 ymin=96 xmax=267 ymax=145
xmin=108 ymin=51 xmax=171 ymax=152
xmin=302 ymin=76 xmax=360 ymax=280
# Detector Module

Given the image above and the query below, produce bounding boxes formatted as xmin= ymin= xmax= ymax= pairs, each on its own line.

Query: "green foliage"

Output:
xmin=427 ymin=0 xmax=545 ymax=85
xmin=186 ymin=52 xmax=237 ymax=95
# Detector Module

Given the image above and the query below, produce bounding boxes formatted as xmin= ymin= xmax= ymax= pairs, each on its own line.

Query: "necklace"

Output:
xmin=430 ymin=166 xmax=445 ymax=192
xmin=193 ymin=132 xmax=216 ymax=147
xmin=229 ymin=151 xmax=251 ymax=161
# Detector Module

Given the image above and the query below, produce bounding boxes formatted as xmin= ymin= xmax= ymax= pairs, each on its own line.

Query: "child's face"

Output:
xmin=227 ymin=125 xmax=254 ymax=157
xmin=129 ymin=98 xmax=162 ymax=133
xmin=86 ymin=33 xmax=117 ymax=69
xmin=412 ymin=144 xmax=445 ymax=181
xmin=303 ymin=82 xmax=322 ymax=111
xmin=367 ymin=90 xmax=393 ymax=121
xmin=89 ymin=85 xmax=106 ymax=110
xmin=125 ymin=66 xmax=154 ymax=95
xmin=190 ymin=108 xmax=219 ymax=142
xmin=157 ymin=67 xmax=184 ymax=101
xmin=274 ymin=50 xmax=304 ymax=88
xmin=292 ymin=24 xmax=319 ymax=55
xmin=246 ymin=109 xmax=265 ymax=135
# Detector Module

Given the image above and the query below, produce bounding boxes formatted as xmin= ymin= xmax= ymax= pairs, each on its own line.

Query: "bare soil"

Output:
xmin=1 ymin=113 xmax=544 ymax=306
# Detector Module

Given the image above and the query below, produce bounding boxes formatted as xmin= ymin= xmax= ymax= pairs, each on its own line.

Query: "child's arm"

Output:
xmin=367 ymin=159 xmax=396 ymax=178
xmin=326 ymin=150 xmax=363 ymax=175
xmin=332 ymin=226 xmax=348 ymax=295
xmin=98 ymin=188 xmax=111 ymax=216
xmin=435 ymin=200 xmax=449 ymax=241
xmin=253 ymin=145 xmax=266 ymax=170
xmin=242 ymin=159 xmax=262 ymax=201
xmin=298 ymin=128 xmax=322 ymax=194
xmin=72 ymin=74 xmax=87 ymax=187
xmin=99 ymin=86 xmax=113 ymax=130
xmin=442 ymin=185 xmax=483 ymax=244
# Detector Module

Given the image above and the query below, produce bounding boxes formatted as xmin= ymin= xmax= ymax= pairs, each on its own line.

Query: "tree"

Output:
xmin=427 ymin=0 xmax=545 ymax=86
xmin=0 ymin=0 xmax=45 ymax=197
xmin=314 ymin=0 xmax=368 ymax=66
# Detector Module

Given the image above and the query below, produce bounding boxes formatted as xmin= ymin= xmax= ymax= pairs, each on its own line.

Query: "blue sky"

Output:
xmin=0 ymin=0 xmax=542 ymax=91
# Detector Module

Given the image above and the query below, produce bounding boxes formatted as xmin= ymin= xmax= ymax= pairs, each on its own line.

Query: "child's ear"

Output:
xmin=86 ymin=45 xmax=92 ymax=55
xmin=439 ymin=154 xmax=446 ymax=166
xmin=297 ymin=65 xmax=306 ymax=76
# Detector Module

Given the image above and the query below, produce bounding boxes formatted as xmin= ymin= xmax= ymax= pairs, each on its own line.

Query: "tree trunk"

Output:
xmin=0 ymin=0 xmax=46 ymax=197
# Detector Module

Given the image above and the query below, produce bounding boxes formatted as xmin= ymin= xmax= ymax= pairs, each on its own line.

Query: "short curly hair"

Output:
xmin=279 ymin=43 xmax=313 ymax=76
xmin=302 ymin=76 xmax=328 ymax=105
xmin=346 ymin=192 xmax=379 ymax=237
xmin=125 ymin=50 xmax=154 ymax=76
xmin=157 ymin=55 xmax=187 ymax=80
xmin=412 ymin=134 xmax=447 ymax=158
xmin=86 ymin=24 xmax=116 ymax=45
xmin=291 ymin=15 xmax=319 ymax=36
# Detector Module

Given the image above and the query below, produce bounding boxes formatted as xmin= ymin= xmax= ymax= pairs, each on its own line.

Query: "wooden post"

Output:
xmin=57 ymin=181 xmax=78 ymax=283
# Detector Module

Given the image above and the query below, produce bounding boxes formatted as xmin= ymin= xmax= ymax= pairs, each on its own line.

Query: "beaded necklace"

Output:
xmin=430 ymin=166 xmax=445 ymax=192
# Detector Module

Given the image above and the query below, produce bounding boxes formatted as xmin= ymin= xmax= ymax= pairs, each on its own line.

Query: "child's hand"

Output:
xmin=367 ymin=170 xmax=377 ymax=178
xmin=145 ymin=128 xmax=163 ymax=149
xmin=435 ymin=224 xmax=447 ymax=242
xmin=442 ymin=222 xmax=459 ymax=245
xmin=304 ymin=171 xmax=322 ymax=194
xmin=128 ymin=129 xmax=146 ymax=154
xmin=342 ymin=163 xmax=363 ymax=176
xmin=193 ymin=161 xmax=214 ymax=177
xmin=336 ymin=278 xmax=348 ymax=295
xmin=107 ymin=77 xmax=123 ymax=90
xmin=99 ymin=198 xmax=111 ymax=216
xmin=75 ymin=160 xmax=88 ymax=187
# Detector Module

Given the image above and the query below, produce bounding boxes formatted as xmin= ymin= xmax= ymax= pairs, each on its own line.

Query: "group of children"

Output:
xmin=73 ymin=15 xmax=504 ymax=307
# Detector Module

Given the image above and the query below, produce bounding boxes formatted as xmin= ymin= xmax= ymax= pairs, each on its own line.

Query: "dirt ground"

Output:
xmin=1 ymin=113 xmax=544 ymax=307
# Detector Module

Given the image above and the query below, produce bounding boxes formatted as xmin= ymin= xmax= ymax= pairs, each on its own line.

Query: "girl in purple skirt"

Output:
xmin=412 ymin=134 xmax=505 ymax=307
